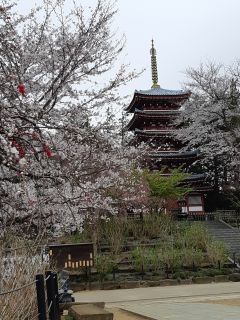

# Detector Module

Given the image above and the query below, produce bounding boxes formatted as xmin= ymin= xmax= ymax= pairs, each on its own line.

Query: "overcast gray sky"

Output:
xmin=17 ymin=0 xmax=240 ymax=94
xmin=116 ymin=0 xmax=240 ymax=92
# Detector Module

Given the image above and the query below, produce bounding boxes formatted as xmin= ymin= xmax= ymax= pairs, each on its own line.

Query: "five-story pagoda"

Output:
xmin=125 ymin=40 xmax=207 ymax=214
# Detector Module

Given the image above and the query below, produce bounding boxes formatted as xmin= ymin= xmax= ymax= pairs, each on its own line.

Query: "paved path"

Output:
xmin=122 ymin=302 xmax=240 ymax=320
xmin=74 ymin=282 xmax=240 ymax=304
xmin=74 ymin=283 xmax=240 ymax=319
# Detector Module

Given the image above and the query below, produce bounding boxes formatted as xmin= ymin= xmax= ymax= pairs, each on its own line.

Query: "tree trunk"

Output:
xmin=91 ymin=208 xmax=98 ymax=261
xmin=92 ymin=227 xmax=98 ymax=261
xmin=213 ymin=157 xmax=219 ymax=192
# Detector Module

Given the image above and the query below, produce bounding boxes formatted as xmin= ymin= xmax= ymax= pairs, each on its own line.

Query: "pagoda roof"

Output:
xmin=135 ymin=108 xmax=180 ymax=115
xmin=126 ymin=109 xmax=180 ymax=131
xmin=126 ymin=87 xmax=190 ymax=113
xmin=185 ymin=174 xmax=213 ymax=191
xmin=150 ymin=150 xmax=199 ymax=160
xmin=136 ymin=87 xmax=189 ymax=96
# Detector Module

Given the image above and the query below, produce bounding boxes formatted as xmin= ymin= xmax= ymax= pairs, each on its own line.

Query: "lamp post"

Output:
xmin=177 ymin=199 xmax=187 ymax=220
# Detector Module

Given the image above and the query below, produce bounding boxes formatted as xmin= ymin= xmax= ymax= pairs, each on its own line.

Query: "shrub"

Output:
xmin=126 ymin=219 xmax=143 ymax=240
xmin=184 ymin=223 xmax=211 ymax=251
xmin=191 ymin=270 xmax=201 ymax=277
xmin=207 ymin=240 xmax=229 ymax=269
xmin=181 ymin=248 xmax=205 ymax=270
xmin=229 ymin=273 xmax=240 ymax=282
xmin=198 ymin=268 xmax=223 ymax=277
xmin=161 ymin=247 xmax=183 ymax=277
xmin=101 ymin=218 xmax=126 ymax=256
xmin=220 ymin=268 xmax=234 ymax=275
xmin=172 ymin=270 xmax=192 ymax=280
xmin=130 ymin=247 xmax=149 ymax=274
xmin=142 ymin=214 xmax=174 ymax=240
xmin=69 ymin=231 xmax=90 ymax=243
xmin=79 ymin=217 xmax=104 ymax=245
xmin=148 ymin=248 xmax=164 ymax=273
xmin=95 ymin=254 xmax=114 ymax=282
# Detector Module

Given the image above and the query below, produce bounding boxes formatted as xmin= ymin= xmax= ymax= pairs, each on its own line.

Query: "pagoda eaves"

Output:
xmin=150 ymin=149 xmax=199 ymax=159
xmin=126 ymin=87 xmax=190 ymax=113
xmin=126 ymin=109 xmax=181 ymax=131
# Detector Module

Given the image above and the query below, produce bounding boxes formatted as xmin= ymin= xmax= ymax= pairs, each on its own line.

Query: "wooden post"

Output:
xmin=36 ymin=274 xmax=47 ymax=320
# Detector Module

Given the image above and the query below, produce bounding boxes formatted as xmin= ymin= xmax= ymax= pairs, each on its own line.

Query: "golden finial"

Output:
xmin=150 ymin=39 xmax=160 ymax=88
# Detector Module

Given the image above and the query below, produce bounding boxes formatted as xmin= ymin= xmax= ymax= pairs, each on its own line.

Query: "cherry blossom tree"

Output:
xmin=0 ymin=0 xmax=141 ymax=237
xmin=176 ymin=62 xmax=240 ymax=193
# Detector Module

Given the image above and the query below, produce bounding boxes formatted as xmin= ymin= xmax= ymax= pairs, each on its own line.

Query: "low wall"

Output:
xmin=70 ymin=273 xmax=235 ymax=291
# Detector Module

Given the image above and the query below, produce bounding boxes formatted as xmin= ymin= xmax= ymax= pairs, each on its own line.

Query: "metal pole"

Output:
xmin=36 ymin=274 xmax=47 ymax=320
xmin=52 ymin=272 xmax=60 ymax=320
xmin=46 ymin=271 xmax=57 ymax=320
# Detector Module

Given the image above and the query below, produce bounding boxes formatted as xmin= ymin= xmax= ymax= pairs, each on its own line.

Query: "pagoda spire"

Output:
xmin=150 ymin=39 xmax=160 ymax=88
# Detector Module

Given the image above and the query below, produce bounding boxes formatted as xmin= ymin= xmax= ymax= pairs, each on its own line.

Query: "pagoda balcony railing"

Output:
xmin=141 ymin=106 xmax=179 ymax=111
xmin=142 ymin=109 xmax=180 ymax=114
xmin=144 ymin=126 xmax=174 ymax=130
xmin=135 ymin=128 xmax=175 ymax=135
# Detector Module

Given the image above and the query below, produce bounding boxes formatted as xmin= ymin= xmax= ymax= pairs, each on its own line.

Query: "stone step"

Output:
xmin=212 ymin=236 xmax=240 ymax=239
xmin=213 ymin=230 xmax=240 ymax=232
xmin=205 ymin=226 xmax=235 ymax=229
xmin=227 ymin=246 xmax=240 ymax=249
xmin=213 ymin=236 xmax=240 ymax=241
xmin=207 ymin=228 xmax=240 ymax=231
xmin=212 ymin=234 xmax=240 ymax=238
xmin=209 ymin=233 xmax=239 ymax=237
xmin=69 ymin=304 xmax=113 ymax=320
xmin=213 ymin=237 xmax=240 ymax=241
xmin=203 ymin=221 xmax=240 ymax=259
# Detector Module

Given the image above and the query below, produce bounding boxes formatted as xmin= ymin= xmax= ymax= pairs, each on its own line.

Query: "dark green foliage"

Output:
xmin=226 ymin=188 xmax=240 ymax=213
xmin=143 ymin=168 xmax=192 ymax=199
xmin=181 ymin=248 xmax=205 ymax=271
xmin=68 ymin=231 xmax=91 ymax=243
xmin=198 ymin=268 xmax=227 ymax=277
xmin=161 ymin=247 xmax=183 ymax=276
xmin=148 ymin=248 xmax=164 ymax=273
xmin=142 ymin=214 xmax=175 ymax=239
xmin=66 ymin=216 xmax=232 ymax=282
xmin=228 ymin=273 xmax=240 ymax=281
xmin=183 ymin=223 xmax=211 ymax=251
xmin=95 ymin=254 xmax=114 ymax=282
xmin=130 ymin=247 xmax=149 ymax=273
xmin=206 ymin=240 xmax=229 ymax=269
xmin=172 ymin=271 xmax=193 ymax=279
xmin=100 ymin=218 xmax=127 ymax=255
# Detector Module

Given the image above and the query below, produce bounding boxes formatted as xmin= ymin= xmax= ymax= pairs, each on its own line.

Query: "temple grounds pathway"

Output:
xmin=74 ymin=282 xmax=240 ymax=319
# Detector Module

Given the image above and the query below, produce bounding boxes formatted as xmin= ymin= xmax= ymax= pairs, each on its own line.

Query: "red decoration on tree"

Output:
xmin=11 ymin=139 xmax=26 ymax=162
xmin=18 ymin=83 xmax=26 ymax=96
xmin=43 ymin=143 xmax=53 ymax=158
